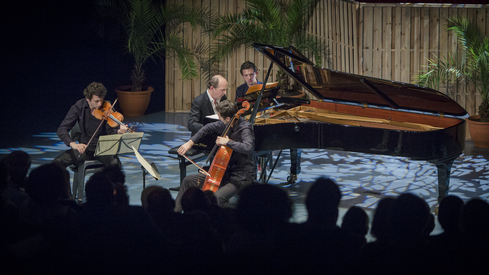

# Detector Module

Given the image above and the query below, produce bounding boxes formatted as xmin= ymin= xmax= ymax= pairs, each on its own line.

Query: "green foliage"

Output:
xmin=416 ymin=16 xmax=489 ymax=121
xmin=97 ymin=0 xmax=209 ymax=91
xmin=205 ymin=0 xmax=328 ymax=84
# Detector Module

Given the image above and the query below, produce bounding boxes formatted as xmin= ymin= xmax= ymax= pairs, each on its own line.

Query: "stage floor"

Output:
xmin=2 ymin=111 xmax=489 ymax=238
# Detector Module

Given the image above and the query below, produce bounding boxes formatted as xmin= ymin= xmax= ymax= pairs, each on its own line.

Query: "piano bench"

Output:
xmin=168 ymin=145 xmax=210 ymax=189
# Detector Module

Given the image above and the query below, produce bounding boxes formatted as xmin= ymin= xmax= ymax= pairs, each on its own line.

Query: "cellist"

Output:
xmin=53 ymin=82 xmax=127 ymax=169
xmin=175 ymin=100 xmax=255 ymax=212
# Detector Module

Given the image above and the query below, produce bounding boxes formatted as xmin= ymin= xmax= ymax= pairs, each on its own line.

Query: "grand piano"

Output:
xmin=249 ymin=43 xmax=468 ymax=202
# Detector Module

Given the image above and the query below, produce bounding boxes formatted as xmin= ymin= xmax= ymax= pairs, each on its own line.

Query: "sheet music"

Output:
xmin=95 ymin=132 xmax=144 ymax=156
xmin=132 ymin=146 xmax=161 ymax=179
xmin=206 ymin=114 xmax=219 ymax=120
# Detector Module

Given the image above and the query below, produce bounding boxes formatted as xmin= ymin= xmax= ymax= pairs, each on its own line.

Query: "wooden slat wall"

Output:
xmin=358 ymin=3 xmax=489 ymax=119
xmin=166 ymin=0 xmax=489 ymax=124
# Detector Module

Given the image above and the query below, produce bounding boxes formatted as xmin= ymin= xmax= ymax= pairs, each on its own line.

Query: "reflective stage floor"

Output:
xmin=2 ymin=111 xmax=489 ymax=238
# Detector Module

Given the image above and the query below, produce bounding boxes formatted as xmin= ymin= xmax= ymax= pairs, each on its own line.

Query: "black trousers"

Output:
xmin=53 ymin=148 xmax=121 ymax=169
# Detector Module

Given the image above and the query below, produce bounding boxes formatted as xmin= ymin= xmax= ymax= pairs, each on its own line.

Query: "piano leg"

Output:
xmin=434 ymin=156 xmax=456 ymax=203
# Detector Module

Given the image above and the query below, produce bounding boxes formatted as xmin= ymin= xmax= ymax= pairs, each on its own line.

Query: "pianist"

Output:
xmin=188 ymin=75 xmax=228 ymax=136
xmin=176 ymin=100 xmax=255 ymax=212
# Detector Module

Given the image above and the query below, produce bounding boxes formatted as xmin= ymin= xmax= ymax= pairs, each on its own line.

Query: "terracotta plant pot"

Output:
xmin=467 ymin=115 xmax=489 ymax=148
xmin=115 ymin=85 xmax=154 ymax=117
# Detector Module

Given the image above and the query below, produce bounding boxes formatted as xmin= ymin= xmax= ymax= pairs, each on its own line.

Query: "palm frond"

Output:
xmin=206 ymin=0 xmax=329 ymax=71
xmin=415 ymin=15 xmax=489 ymax=120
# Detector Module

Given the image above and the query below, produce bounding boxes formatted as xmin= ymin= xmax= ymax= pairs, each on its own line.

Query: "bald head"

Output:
xmin=207 ymin=75 xmax=228 ymax=101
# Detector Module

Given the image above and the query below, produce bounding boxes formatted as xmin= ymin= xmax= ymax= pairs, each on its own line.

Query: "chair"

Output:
xmin=72 ymin=159 xmax=104 ymax=202
xmin=69 ymin=122 xmax=105 ymax=202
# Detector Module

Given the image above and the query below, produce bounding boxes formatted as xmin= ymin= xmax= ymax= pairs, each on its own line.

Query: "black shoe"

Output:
xmin=279 ymin=173 xmax=297 ymax=186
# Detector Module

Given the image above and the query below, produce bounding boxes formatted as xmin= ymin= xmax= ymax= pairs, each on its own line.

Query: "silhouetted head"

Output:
xmin=236 ymin=184 xmax=292 ymax=232
xmin=390 ymin=193 xmax=430 ymax=239
xmin=85 ymin=171 xmax=114 ymax=207
xmin=103 ymin=165 xmax=125 ymax=184
xmin=102 ymin=165 xmax=127 ymax=206
xmin=204 ymin=190 xmax=218 ymax=206
xmin=141 ymin=185 xmax=163 ymax=209
xmin=4 ymin=150 xmax=31 ymax=186
xmin=438 ymin=195 xmax=464 ymax=233
xmin=181 ymin=186 xmax=210 ymax=213
xmin=26 ymin=163 xmax=67 ymax=205
xmin=146 ymin=187 xmax=175 ymax=214
xmin=461 ymin=198 xmax=489 ymax=236
xmin=370 ymin=197 xmax=396 ymax=240
xmin=341 ymin=206 xmax=369 ymax=237
xmin=305 ymin=177 xmax=341 ymax=223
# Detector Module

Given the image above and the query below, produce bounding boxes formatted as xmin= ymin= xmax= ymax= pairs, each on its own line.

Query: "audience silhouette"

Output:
xmin=2 ymin=151 xmax=31 ymax=209
xmin=458 ymin=198 xmax=489 ymax=273
xmin=341 ymin=205 xmax=369 ymax=243
xmin=2 ymin=151 xmax=489 ymax=274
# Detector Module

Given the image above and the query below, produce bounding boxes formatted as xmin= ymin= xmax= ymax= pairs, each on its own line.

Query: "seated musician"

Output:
xmin=53 ymin=82 xmax=127 ymax=169
xmin=175 ymin=100 xmax=255 ymax=212
xmin=188 ymin=75 xmax=228 ymax=136
xmin=235 ymin=61 xmax=262 ymax=100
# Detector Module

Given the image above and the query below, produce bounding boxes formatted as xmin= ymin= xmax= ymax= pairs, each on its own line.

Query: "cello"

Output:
xmin=202 ymin=101 xmax=250 ymax=192
xmin=181 ymin=101 xmax=250 ymax=192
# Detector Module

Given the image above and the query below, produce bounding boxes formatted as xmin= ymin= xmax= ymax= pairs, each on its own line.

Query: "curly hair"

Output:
xmin=83 ymin=82 xmax=107 ymax=100
xmin=216 ymin=100 xmax=238 ymax=119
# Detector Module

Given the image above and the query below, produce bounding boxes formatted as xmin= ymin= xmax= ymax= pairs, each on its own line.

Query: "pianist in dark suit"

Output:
xmin=235 ymin=61 xmax=263 ymax=100
xmin=176 ymin=100 xmax=255 ymax=212
xmin=188 ymin=75 xmax=228 ymax=136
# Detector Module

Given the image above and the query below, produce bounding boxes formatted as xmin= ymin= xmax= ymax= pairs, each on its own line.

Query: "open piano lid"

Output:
xmin=253 ymin=43 xmax=468 ymax=118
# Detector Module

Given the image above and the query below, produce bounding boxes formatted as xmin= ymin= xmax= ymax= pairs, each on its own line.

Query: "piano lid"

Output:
xmin=253 ymin=43 xmax=468 ymax=118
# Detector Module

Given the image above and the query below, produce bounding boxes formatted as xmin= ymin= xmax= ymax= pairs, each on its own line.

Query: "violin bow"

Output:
xmin=78 ymin=114 xmax=106 ymax=158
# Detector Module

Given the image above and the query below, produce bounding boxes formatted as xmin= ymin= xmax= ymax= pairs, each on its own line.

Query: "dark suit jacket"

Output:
xmin=187 ymin=91 xmax=227 ymax=136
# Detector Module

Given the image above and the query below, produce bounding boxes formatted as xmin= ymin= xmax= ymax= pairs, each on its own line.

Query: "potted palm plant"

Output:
xmin=416 ymin=16 xmax=489 ymax=148
xmin=205 ymin=0 xmax=329 ymax=96
xmin=97 ymin=0 xmax=207 ymax=116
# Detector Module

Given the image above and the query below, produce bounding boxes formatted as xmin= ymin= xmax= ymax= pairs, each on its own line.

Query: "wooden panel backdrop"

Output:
xmin=165 ymin=0 xmax=489 ymax=137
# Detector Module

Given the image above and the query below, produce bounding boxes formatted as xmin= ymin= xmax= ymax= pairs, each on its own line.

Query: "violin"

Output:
xmin=202 ymin=101 xmax=250 ymax=192
xmin=78 ymin=99 xmax=133 ymax=157
xmin=93 ymin=100 xmax=134 ymax=132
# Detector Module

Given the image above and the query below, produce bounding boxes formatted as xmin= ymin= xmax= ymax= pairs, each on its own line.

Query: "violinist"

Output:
xmin=53 ymin=82 xmax=127 ymax=169
xmin=175 ymin=100 xmax=255 ymax=212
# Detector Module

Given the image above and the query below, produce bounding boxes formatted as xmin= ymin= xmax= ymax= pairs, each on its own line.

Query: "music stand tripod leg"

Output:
xmin=141 ymin=166 xmax=147 ymax=189
xmin=169 ymin=156 xmax=185 ymax=191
